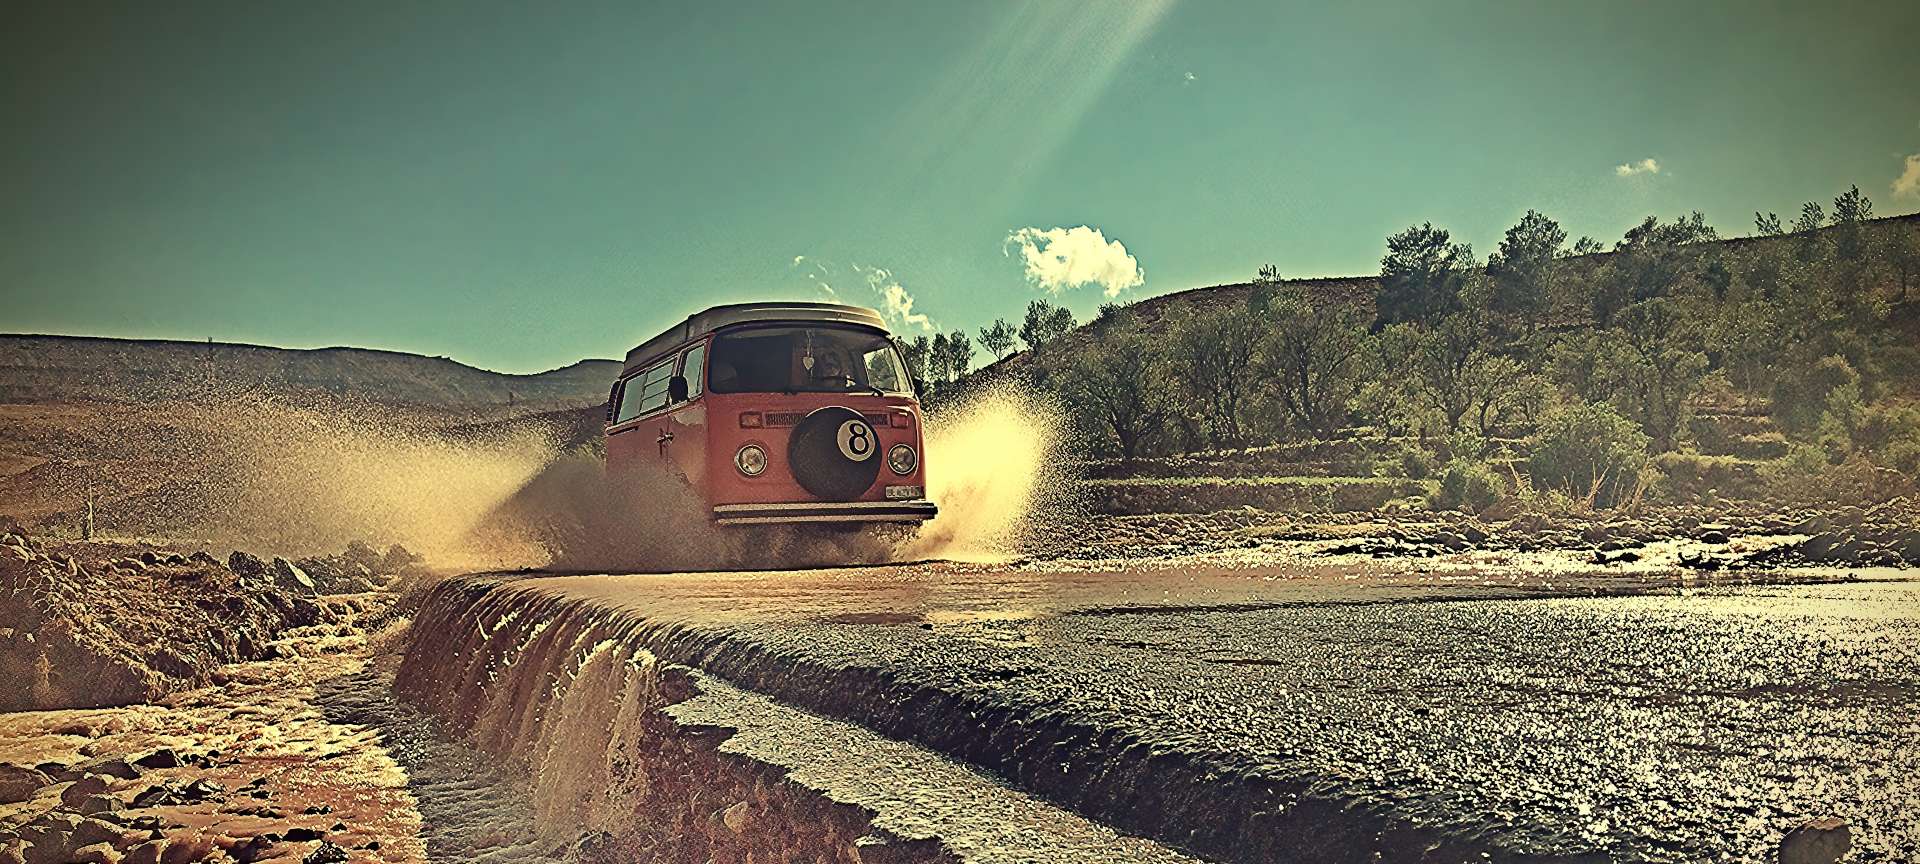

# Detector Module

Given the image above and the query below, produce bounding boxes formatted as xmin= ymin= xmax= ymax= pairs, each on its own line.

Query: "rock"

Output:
xmin=1 ymin=839 xmax=24 ymax=864
xmin=720 ymin=801 xmax=752 ymax=833
xmin=380 ymin=544 xmax=419 ymax=573
xmin=1698 ymin=529 xmax=1730 ymax=545
xmin=1779 ymin=817 xmax=1850 ymax=864
xmin=121 ymin=841 xmax=164 ymax=864
xmin=61 ymin=774 xmax=114 ymax=808
xmin=227 ymin=551 xmax=270 ymax=583
xmin=68 ymin=843 xmax=120 ymax=864
xmin=78 ymin=793 xmax=124 ymax=816
xmin=229 ymin=836 xmax=276 ymax=863
xmin=270 ymin=558 xmax=316 ymax=596
xmin=131 ymin=749 xmax=180 ymax=771
xmin=0 ymin=763 xmax=52 ymax=804
xmin=1431 ymin=531 xmax=1470 ymax=551
xmin=302 ymin=842 xmax=349 ymax=864
xmin=68 ymin=819 xmax=125 ymax=852
xmin=76 ymin=757 xmax=142 ymax=781
xmin=283 ymin=827 xmax=323 ymax=842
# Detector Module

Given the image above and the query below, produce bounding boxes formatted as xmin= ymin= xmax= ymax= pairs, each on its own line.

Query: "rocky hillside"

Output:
xmin=0 ymin=335 xmax=618 ymax=416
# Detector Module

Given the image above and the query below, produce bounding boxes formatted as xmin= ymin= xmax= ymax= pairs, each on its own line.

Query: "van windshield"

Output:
xmin=707 ymin=324 xmax=913 ymax=395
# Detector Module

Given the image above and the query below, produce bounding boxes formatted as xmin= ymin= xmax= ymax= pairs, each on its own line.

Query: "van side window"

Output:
xmin=635 ymin=362 xmax=674 ymax=415
xmin=680 ymin=342 xmax=707 ymax=401
xmin=615 ymin=362 xmax=674 ymax=422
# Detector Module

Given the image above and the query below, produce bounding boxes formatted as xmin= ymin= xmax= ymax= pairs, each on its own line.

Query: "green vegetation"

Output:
xmin=917 ymin=188 xmax=1920 ymax=513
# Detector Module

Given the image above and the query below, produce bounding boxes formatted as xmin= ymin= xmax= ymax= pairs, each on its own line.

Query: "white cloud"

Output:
xmin=852 ymin=264 xmax=936 ymax=333
xmin=790 ymin=256 xmax=938 ymax=332
xmin=1614 ymin=157 xmax=1661 ymax=178
xmin=1894 ymin=154 xmax=1920 ymax=200
xmin=1004 ymin=225 xmax=1144 ymax=298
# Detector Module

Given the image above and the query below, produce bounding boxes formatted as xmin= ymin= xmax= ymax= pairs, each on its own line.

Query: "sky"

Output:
xmin=4 ymin=0 xmax=1918 ymax=373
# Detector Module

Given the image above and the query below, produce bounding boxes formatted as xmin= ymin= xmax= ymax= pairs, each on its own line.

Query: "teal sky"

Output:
xmin=5 ymin=1 xmax=1918 ymax=373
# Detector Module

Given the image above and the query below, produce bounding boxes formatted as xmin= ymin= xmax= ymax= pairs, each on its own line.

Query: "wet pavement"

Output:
xmin=435 ymin=557 xmax=1920 ymax=862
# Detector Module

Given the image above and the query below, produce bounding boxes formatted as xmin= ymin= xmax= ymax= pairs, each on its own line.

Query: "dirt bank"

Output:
xmin=0 ymin=525 xmax=426 ymax=713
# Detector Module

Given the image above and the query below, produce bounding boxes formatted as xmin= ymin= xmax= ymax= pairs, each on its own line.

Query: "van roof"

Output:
xmin=623 ymin=302 xmax=889 ymax=373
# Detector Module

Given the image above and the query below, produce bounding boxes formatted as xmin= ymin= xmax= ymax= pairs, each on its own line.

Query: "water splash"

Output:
xmin=900 ymin=385 xmax=1075 ymax=563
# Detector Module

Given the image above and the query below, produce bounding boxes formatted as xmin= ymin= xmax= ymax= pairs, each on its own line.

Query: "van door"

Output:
xmin=662 ymin=341 xmax=709 ymax=497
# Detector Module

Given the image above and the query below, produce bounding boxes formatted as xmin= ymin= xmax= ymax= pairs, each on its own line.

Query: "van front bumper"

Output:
xmin=712 ymin=500 xmax=938 ymax=525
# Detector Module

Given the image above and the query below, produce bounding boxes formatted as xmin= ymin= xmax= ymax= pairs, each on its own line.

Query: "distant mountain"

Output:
xmin=0 ymin=335 xmax=618 ymax=416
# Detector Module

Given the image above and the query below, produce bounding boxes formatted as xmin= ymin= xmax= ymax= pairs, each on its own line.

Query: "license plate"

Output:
xmin=884 ymin=485 xmax=923 ymax=500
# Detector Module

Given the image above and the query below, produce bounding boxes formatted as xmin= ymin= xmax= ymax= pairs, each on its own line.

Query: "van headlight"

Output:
xmin=887 ymin=444 xmax=917 ymax=475
xmin=735 ymin=444 xmax=767 ymax=476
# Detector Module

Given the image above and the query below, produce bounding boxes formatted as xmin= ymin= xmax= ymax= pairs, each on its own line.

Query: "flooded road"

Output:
xmin=396 ymin=556 xmax=1920 ymax=862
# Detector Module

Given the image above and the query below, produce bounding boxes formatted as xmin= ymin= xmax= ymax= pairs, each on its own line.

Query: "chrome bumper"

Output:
xmin=712 ymin=500 xmax=938 ymax=525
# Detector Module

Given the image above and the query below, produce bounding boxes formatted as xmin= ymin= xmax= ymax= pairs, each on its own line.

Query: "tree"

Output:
xmin=1571 ymin=236 xmax=1604 ymax=256
xmin=1888 ymin=225 xmax=1920 ymax=304
xmin=1609 ymin=298 xmax=1709 ymax=451
xmin=1376 ymin=223 xmax=1475 ymax=327
xmin=1486 ymin=210 xmax=1566 ymax=332
xmin=1165 ymin=304 xmax=1262 ymax=446
xmin=1020 ymin=299 xmax=1077 ymax=351
xmin=1390 ymin=310 xmax=1516 ymax=436
xmin=896 ymin=336 xmax=931 ymax=388
xmin=1595 ymin=212 xmax=1718 ymax=325
xmin=977 ymin=318 xmax=1017 ymax=360
xmin=1828 ymin=185 xmax=1877 ymax=304
xmin=1792 ymin=202 xmax=1825 ymax=234
xmin=1056 ymin=324 xmax=1167 ymax=460
xmin=944 ymin=331 xmax=975 ymax=379
xmin=1755 ymin=212 xmax=1784 ymax=236
xmin=1790 ymin=202 xmax=1830 ymax=264
xmin=928 ymin=332 xmax=953 ymax=384
xmin=1253 ymin=284 xmax=1371 ymax=437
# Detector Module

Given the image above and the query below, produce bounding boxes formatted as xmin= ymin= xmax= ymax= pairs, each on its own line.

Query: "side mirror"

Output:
xmin=668 ymin=375 xmax=689 ymax=403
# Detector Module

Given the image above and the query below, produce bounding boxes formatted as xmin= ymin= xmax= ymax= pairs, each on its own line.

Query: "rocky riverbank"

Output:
xmin=0 ymin=525 xmax=424 ymax=714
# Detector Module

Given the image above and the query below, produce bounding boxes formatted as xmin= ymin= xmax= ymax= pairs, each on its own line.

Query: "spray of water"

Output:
xmin=186 ymin=401 xmax=560 ymax=569
xmin=899 ymin=384 xmax=1075 ymax=563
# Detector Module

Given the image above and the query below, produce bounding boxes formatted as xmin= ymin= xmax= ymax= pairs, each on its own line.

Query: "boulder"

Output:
xmin=227 ymin=552 xmax=270 ymax=584
xmin=0 ymin=763 xmax=51 ymax=804
xmin=132 ymin=749 xmax=180 ymax=771
xmin=68 ymin=843 xmax=120 ymax=864
xmin=1698 ymin=529 xmax=1730 ymax=545
xmin=60 ymin=774 xmax=114 ymax=808
xmin=270 ymin=558 xmax=316 ymax=596
xmin=1778 ymin=817 xmax=1850 ymax=864
xmin=75 ymin=756 xmax=142 ymax=781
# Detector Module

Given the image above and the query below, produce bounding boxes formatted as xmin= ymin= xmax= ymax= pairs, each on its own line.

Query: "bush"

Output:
xmin=1398 ymin=444 xmax=1434 ymax=480
xmin=1853 ymin=401 xmax=1920 ymax=477
xmin=1772 ymin=354 xmax=1859 ymax=436
xmin=1432 ymin=458 xmax=1507 ymax=512
xmin=1527 ymin=402 xmax=1651 ymax=508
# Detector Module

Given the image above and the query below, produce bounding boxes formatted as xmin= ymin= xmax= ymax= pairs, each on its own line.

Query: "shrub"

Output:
xmin=1399 ymin=445 xmax=1434 ymax=481
xmin=1853 ymin=401 xmax=1920 ymax=477
xmin=1527 ymin=402 xmax=1651 ymax=508
xmin=1772 ymin=354 xmax=1859 ymax=437
xmin=1432 ymin=458 xmax=1507 ymax=512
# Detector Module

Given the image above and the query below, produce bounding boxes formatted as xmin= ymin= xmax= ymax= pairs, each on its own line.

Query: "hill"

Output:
xmin=0 ymin=335 xmax=618 ymax=417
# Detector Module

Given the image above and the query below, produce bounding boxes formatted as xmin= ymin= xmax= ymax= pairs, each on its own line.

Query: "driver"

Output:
xmin=813 ymin=349 xmax=847 ymax=383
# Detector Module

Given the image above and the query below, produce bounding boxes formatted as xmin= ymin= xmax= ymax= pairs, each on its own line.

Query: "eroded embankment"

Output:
xmin=394 ymin=577 xmax=1593 ymax=864
xmin=393 ymin=580 xmax=949 ymax=863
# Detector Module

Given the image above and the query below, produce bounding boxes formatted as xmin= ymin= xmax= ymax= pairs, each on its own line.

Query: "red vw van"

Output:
xmin=605 ymin=302 xmax=936 ymax=526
